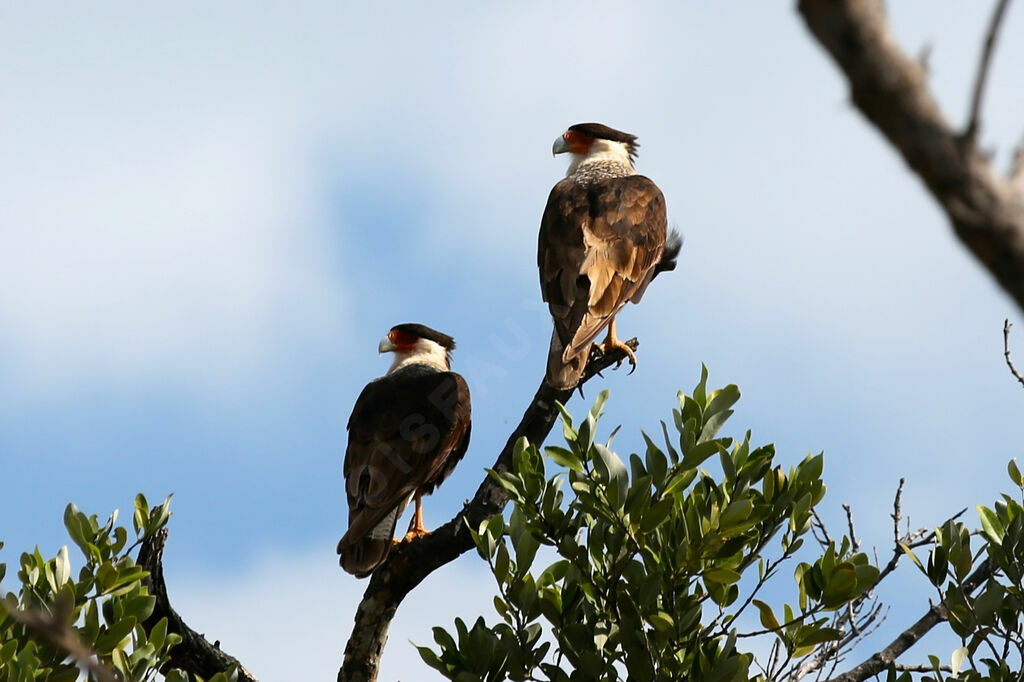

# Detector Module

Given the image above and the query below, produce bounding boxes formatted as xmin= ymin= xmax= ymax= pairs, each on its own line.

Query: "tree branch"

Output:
xmin=964 ymin=0 xmax=1013 ymax=144
xmin=4 ymin=605 xmax=118 ymax=682
xmin=823 ymin=558 xmax=993 ymax=682
xmin=797 ymin=0 xmax=1024 ymax=314
xmin=139 ymin=528 xmax=260 ymax=682
xmin=1010 ymin=135 xmax=1024 ymax=195
xmin=337 ymin=340 xmax=639 ymax=682
xmin=1004 ymin=319 xmax=1024 ymax=388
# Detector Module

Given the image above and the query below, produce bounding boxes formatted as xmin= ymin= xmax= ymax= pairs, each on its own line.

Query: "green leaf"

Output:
xmin=797 ymin=626 xmax=843 ymax=647
xmin=150 ymin=617 xmax=169 ymax=652
xmin=700 ymin=384 xmax=739 ymax=441
xmin=692 ymin=364 xmax=709 ymax=407
xmin=643 ymin=433 xmax=668 ymax=486
xmin=648 ymin=611 xmax=674 ymax=632
xmin=898 ymin=542 xmax=924 ymax=571
xmin=978 ymin=504 xmax=1005 ymax=545
xmin=680 ymin=440 xmax=722 ymax=470
xmin=589 ymin=390 xmax=610 ymax=421
xmin=719 ymin=499 xmax=753 ymax=529
xmin=546 ymin=446 xmax=583 ymax=473
xmin=823 ymin=564 xmax=858 ymax=605
xmin=703 ymin=567 xmax=741 ymax=584
xmin=94 ymin=616 xmax=137 ymax=654
xmin=662 ymin=468 xmax=697 ymax=498
xmin=1008 ymin=459 xmax=1022 ymax=486
xmin=752 ymin=599 xmax=780 ymax=631
xmin=592 ymin=444 xmax=628 ymax=508
xmin=134 ymin=494 xmax=150 ymax=536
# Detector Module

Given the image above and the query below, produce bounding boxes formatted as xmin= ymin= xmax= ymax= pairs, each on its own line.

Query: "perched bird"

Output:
xmin=539 ymin=122 xmax=681 ymax=390
xmin=337 ymin=323 xmax=471 ymax=578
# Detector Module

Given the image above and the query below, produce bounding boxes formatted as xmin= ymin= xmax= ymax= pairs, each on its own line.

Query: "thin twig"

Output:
xmin=843 ymin=504 xmax=860 ymax=553
xmin=811 ymin=509 xmax=834 ymax=548
xmin=892 ymin=478 xmax=905 ymax=547
xmin=964 ymin=0 xmax=1013 ymax=143
xmin=1004 ymin=319 xmax=1024 ymax=388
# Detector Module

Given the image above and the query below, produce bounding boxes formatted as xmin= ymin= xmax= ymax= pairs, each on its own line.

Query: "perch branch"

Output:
xmin=964 ymin=0 xmax=1012 ymax=143
xmin=797 ymin=0 xmax=1024 ymax=314
xmin=1011 ymin=136 xmax=1024 ymax=194
xmin=337 ymin=339 xmax=639 ymax=682
xmin=139 ymin=528 xmax=260 ymax=682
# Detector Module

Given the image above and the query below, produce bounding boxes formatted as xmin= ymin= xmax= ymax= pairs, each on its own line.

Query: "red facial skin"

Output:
xmin=563 ymin=130 xmax=595 ymax=155
xmin=388 ymin=329 xmax=419 ymax=352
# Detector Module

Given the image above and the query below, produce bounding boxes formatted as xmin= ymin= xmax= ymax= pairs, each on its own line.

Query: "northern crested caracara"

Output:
xmin=539 ymin=122 xmax=681 ymax=390
xmin=337 ymin=323 xmax=471 ymax=578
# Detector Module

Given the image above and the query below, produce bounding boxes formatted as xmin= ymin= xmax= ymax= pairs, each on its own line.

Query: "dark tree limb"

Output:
xmin=964 ymin=0 xmax=1013 ymax=143
xmin=1004 ymin=319 xmax=1024 ymax=387
xmin=797 ymin=0 xmax=1024 ymax=314
xmin=1010 ymin=137 xmax=1024 ymax=194
xmin=338 ymin=340 xmax=639 ymax=682
xmin=822 ymin=559 xmax=993 ymax=682
xmin=139 ymin=528 xmax=260 ymax=682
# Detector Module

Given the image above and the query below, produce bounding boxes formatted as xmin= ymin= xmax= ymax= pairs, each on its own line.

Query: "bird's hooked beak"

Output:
xmin=378 ymin=335 xmax=396 ymax=354
xmin=552 ymin=134 xmax=570 ymax=156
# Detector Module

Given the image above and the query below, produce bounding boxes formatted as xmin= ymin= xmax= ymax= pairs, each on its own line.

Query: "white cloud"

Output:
xmin=5 ymin=0 xmax=1020 ymax=403
xmin=0 ymin=122 xmax=343 ymax=397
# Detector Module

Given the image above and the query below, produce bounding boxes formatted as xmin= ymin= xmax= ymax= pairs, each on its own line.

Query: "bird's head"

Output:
xmin=379 ymin=323 xmax=456 ymax=373
xmin=552 ymin=123 xmax=638 ymax=174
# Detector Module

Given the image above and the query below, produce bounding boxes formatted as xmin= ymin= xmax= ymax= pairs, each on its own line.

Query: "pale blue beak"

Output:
xmin=552 ymin=135 xmax=570 ymax=156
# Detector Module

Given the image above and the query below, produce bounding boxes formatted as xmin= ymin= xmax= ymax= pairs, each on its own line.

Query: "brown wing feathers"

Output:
xmin=539 ymin=175 xmax=667 ymax=389
xmin=338 ymin=369 xmax=471 ymax=577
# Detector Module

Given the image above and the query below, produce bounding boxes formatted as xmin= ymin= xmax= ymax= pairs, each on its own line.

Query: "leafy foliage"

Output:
xmin=0 ymin=495 xmax=236 ymax=682
xmin=419 ymin=369 xmax=878 ymax=681
xmin=891 ymin=460 xmax=1024 ymax=681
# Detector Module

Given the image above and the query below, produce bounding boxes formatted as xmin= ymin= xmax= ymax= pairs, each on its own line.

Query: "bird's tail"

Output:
xmin=545 ymin=328 xmax=587 ymax=391
xmin=652 ymin=228 xmax=683 ymax=280
xmin=337 ymin=504 xmax=404 ymax=578
xmin=337 ymin=534 xmax=392 ymax=579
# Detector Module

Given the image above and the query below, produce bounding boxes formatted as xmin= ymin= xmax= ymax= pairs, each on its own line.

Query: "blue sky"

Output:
xmin=2 ymin=2 xmax=1024 ymax=679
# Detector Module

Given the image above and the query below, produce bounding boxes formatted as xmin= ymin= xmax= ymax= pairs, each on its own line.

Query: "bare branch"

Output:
xmin=139 ymin=528 xmax=260 ymax=682
xmin=891 ymin=477 xmax=905 ymax=547
xmin=1010 ymin=136 xmax=1024 ymax=194
xmin=963 ymin=0 xmax=1013 ymax=143
xmin=1004 ymin=319 xmax=1024 ymax=388
xmin=4 ymin=605 xmax=118 ymax=682
xmin=843 ymin=503 xmax=860 ymax=553
xmin=811 ymin=509 xmax=834 ymax=548
xmin=797 ymin=0 xmax=1024 ymax=314
xmin=337 ymin=340 xmax=639 ymax=682
xmin=895 ymin=664 xmax=952 ymax=673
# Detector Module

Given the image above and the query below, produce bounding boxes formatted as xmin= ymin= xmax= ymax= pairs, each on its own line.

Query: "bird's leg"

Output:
xmin=598 ymin=318 xmax=637 ymax=373
xmin=402 ymin=492 xmax=430 ymax=542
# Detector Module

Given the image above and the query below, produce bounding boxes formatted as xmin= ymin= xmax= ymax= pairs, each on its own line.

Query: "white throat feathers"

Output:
xmin=387 ymin=338 xmax=451 ymax=374
xmin=566 ymin=138 xmax=636 ymax=179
